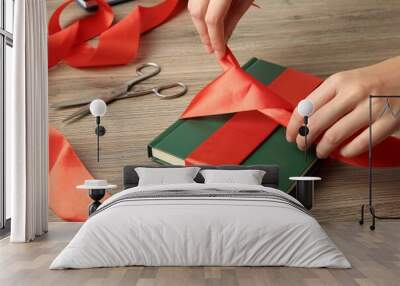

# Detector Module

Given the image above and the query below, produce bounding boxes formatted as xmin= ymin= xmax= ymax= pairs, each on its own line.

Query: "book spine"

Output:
xmin=150 ymin=157 xmax=171 ymax=166
xmin=147 ymin=119 xmax=185 ymax=159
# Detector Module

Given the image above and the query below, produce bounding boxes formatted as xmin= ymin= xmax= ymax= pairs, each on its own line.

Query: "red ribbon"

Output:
xmin=48 ymin=0 xmax=183 ymax=68
xmin=182 ymin=48 xmax=400 ymax=167
xmin=49 ymin=127 xmax=105 ymax=221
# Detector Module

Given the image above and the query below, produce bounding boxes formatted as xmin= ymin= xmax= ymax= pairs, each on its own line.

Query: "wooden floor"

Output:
xmin=47 ymin=0 xmax=400 ymax=223
xmin=1 ymin=222 xmax=399 ymax=286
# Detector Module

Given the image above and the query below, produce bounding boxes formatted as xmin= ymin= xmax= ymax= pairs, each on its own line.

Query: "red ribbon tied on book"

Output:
xmin=181 ymin=48 xmax=400 ymax=167
xmin=48 ymin=0 xmax=183 ymax=68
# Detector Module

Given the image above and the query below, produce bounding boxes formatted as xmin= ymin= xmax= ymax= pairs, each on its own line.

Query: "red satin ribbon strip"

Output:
xmin=48 ymin=0 xmax=182 ymax=68
xmin=268 ymin=68 xmax=323 ymax=108
xmin=49 ymin=127 xmax=108 ymax=222
xmin=182 ymin=48 xmax=400 ymax=167
xmin=330 ymin=136 xmax=400 ymax=167
xmin=258 ymin=67 xmax=323 ymax=127
xmin=185 ymin=111 xmax=279 ymax=165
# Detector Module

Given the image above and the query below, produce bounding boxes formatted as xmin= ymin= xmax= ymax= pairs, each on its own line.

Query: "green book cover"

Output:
xmin=148 ymin=58 xmax=317 ymax=192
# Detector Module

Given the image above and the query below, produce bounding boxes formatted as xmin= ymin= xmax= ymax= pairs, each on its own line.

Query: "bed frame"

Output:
xmin=123 ymin=165 xmax=279 ymax=190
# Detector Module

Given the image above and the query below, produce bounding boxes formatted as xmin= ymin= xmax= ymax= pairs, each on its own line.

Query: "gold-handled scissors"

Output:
xmin=53 ymin=63 xmax=188 ymax=123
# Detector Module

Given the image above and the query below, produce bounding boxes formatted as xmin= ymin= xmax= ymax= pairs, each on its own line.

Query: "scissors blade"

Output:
xmin=62 ymin=105 xmax=92 ymax=123
xmin=51 ymin=97 xmax=96 ymax=109
xmin=54 ymin=85 xmax=130 ymax=110
xmin=62 ymin=86 xmax=129 ymax=123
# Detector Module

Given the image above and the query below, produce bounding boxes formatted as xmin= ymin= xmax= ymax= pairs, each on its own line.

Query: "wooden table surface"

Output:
xmin=47 ymin=0 xmax=400 ymax=222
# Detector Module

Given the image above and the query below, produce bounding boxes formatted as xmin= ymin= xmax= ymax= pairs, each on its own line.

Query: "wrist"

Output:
xmin=364 ymin=56 xmax=400 ymax=95
xmin=359 ymin=64 xmax=385 ymax=96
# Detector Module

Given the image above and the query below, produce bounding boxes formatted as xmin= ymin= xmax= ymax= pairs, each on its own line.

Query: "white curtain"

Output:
xmin=8 ymin=0 xmax=48 ymax=242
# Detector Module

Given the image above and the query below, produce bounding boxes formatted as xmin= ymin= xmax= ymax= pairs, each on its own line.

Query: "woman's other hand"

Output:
xmin=286 ymin=57 xmax=400 ymax=159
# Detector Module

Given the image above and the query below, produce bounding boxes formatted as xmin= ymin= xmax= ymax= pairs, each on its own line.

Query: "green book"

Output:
xmin=148 ymin=58 xmax=317 ymax=192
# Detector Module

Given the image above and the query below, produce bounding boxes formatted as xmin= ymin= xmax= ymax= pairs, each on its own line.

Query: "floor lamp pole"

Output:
xmin=359 ymin=95 xmax=400 ymax=230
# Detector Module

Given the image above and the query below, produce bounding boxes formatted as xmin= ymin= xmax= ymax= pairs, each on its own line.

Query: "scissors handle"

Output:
xmin=123 ymin=82 xmax=188 ymax=100
xmin=153 ymin=82 xmax=188 ymax=99
xmin=126 ymin=62 xmax=161 ymax=91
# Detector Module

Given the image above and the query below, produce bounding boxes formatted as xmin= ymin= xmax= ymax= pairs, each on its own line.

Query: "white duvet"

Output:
xmin=50 ymin=183 xmax=350 ymax=269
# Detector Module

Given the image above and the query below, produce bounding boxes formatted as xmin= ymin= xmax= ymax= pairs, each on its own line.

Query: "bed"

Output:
xmin=50 ymin=165 xmax=350 ymax=269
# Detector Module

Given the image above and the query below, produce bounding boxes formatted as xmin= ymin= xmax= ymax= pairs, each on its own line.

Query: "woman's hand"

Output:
xmin=188 ymin=0 xmax=254 ymax=59
xmin=286 ymin=56 xmax=400 ymax=159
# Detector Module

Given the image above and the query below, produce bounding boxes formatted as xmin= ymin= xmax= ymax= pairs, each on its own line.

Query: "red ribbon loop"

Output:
xmin=48 ymin=0 xmax=182 ymax=68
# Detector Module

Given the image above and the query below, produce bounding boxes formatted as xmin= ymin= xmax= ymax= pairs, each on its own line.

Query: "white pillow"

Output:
xmin=200 ymin=169 xmax=266 ymax=185
xmin=135 ymin=167 xmax=201 ymax=186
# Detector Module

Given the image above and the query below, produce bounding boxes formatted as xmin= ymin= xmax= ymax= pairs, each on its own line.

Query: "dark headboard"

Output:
xmin=123 ymin=165 xmax=279 ymax=189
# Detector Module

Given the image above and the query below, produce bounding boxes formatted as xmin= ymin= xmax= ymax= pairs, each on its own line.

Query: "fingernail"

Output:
xmin=286 ymin=135 xmax=294 ymax=142
xmin=316 ymin=146 xmax=324 ymax=159
xmin=340 ymin=147 xmax=350 ymax=157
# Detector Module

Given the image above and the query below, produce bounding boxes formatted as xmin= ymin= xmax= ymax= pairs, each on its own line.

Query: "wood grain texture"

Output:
xmin=2 ymin=222 xmax=400 ymax=286
xmin=47 ymin=0 xmax=400 ymax=222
